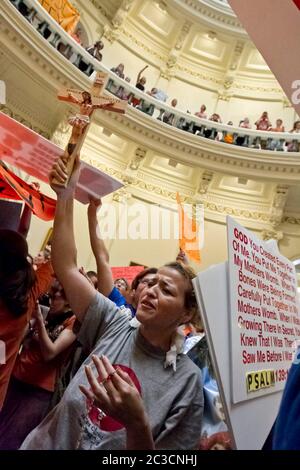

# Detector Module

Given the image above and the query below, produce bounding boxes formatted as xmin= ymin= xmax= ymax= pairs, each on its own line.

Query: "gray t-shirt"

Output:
xmin=21 ymin=292 xmax=203 ymax=450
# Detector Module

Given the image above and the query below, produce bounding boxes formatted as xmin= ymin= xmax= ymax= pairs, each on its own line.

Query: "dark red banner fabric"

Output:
xmin=0 ymin=161 xmax=56 ymax=221
xmin=293 ymin=0 xmax=300 ymax=9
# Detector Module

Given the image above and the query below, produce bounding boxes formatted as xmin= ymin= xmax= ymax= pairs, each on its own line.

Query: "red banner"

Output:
xmin=111 ymin=266 xmax=145 ymax=285
xmin=293 ymin=0 xmax=300 ymax=9
xmin=0 ymin=162 xmax=56 ymax=221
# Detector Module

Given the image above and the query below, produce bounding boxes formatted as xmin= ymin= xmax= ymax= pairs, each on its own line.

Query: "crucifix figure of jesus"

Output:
xmin=54 ymin=71 xmax=127 ymax=185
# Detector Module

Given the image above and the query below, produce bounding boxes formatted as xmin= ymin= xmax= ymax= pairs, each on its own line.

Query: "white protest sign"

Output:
xmin=193 ymin=263 xmax=282 ymax=449
xmin=227 ymin=216 xmax=300 ymax=403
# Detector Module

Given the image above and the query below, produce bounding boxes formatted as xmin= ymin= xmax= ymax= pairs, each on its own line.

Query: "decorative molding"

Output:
xmin=0 ymin=105 xmax=50 ymax=139
xmin=174 ymin=20 xmax=192 ymax=51
xmin=112 ymin=186 xmax=131 ymax=202
xmin=88 ymin=0 xmax=110 ymax=20
xmin=229 ymin=40 xmax=245 ymax=71
xmin=197 ymin=170 xmax=214 ymax=194
xmin=283 ymin=216 xmax=300 ymax=226
xmin=129 ymin=146 xmax=147 ymax=170
xmin=102 ymin=24 xmax=120 ymax=43
xmin=217 ymin=90 xmax=232 ymax=101
xmin=176 ymin=64 xmax=223 ymax=85
xmin=234 ymin=83 xmax=282 ymax=94
xmin=112 ymin=0 xmax=135 ymax=29
xmin=261 ymin=229 xmax=284 ymax=241
xmin=269 ymin=184 xmax=289 ymax=228
xmin=81 ymin=157 xmax=281 ymax=224
xmin=203 ymin=201 xmax=270 ymax=222
xmin=160 ymin=20 xmax=192 ymax=80
xmin=223 ymin=75 xmax=235 ymax=90
xmin=217 ymin=40 xmax=245 ymax=101
xmin=171 ymin=0 xmax=245 ymax=36
xmin=160 ymin=54 xmax=178 ymax=80
xmin=120 ymin=29 xmax=168 ymax=61
xmin=103 ymin=0 xmax=135 ymax=43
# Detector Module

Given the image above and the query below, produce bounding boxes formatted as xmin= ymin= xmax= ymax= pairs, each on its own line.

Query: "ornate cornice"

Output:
xmin=198 ymin=170 xmax=214 ymax=194
xmin=283 ymin=216 xmax=300 ymax=226
xmin=176 ymin=64 xmax=223 ymax=85
xmin=170 ymin=0 xmax=246 ymax=36
xmin=120 ymin=28 xmax=168 ymax=62
xmin=269 ymin=184 xmax=289 ymax=228
xmin=261 ymin=229 xmax=284 ymax=241
xmin=88 ymin=0 xmax=244 ymax=37
xmin=82 ymin=156 xmax=278 ymax=225
xmin=234 ymin=83 xmax=282 ymax=94
xmin=84 ymin=153 xmax=300 ymax=230
xmin=88 ymin=0 xmax=111 ymax=20
xmin=0 ymin=105 xmax=50 ymax=139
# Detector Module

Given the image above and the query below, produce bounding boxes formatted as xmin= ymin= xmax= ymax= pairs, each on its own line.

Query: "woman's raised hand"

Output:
xmin=79 ymin=355 xmax=148 ymax=430
xmin=49 ymin=154 xmax=81 ymax=197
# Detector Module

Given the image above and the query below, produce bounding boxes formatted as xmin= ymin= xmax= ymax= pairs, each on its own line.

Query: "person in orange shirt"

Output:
xmin=0 ymin=280 xmax=76 ymax=449
xmin=0 ymin=230 xmax=53 ymax=411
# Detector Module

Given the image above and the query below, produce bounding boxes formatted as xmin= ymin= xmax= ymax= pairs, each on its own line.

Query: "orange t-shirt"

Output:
xmin=0 ymin=261 xmax=53 ymax=410
xmin=13 ymin=315 xmax=76 ymax=392
xmin=224 ymin=133 xmax=234 ymax=144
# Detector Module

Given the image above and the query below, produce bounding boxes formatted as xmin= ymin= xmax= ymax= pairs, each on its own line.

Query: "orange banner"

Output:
xmin=176 ymin=193 xmax=201 ymax=263
xmin=38 ymin=0 xmax=80 ymax=34
xmin=0 ymin=162 xmax=56 ymax=221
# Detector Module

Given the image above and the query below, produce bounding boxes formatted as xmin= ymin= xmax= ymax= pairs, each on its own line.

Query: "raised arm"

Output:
xmin=137 ymin=65 xmax=148 ymax=83
xmin=67 ymin=92 xmax=80 ymax=104
xmin=33 ymin=304 xmax=76 ymax=361
xmin=87 ymin=199 xmax=114 ymax=297
xmin=18 ymin=182 xmax=40 ymax=238
xmin=93 ymin=100 xmax=118 ymax=110
xmin=176 ymin=248 xmax=189 ymax=266
xmin=18 ymin=203 xmax=32 ymax=238
xmin=49 ymin=156 xmax=96 ymax=322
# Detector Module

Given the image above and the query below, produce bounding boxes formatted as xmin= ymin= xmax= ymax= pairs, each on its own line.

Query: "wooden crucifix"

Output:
xmin=54 ymin=71 xmax=127 ymax=185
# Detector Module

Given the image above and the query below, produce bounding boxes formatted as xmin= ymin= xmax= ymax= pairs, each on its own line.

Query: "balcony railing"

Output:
xmin=7 ymin=0 xmax=300 ymax=155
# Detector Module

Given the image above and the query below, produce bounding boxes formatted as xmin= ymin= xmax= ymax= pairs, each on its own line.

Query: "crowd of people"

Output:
xmin=4 ymin=1 xmax=300 ymax=452
xmin=0 ymin=152 xmax=234 ymax=449
xmin=12 ymin=2 xmax=299 ymax=153
xmin=1 ymin=152 xmax=298 ymax=450
xmin=108 ymin=64 xmax=300 ymax=152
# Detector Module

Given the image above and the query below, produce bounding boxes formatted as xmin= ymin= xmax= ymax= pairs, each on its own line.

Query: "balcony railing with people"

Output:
xmin=7 ymin=0 xmax=300 ymax=156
